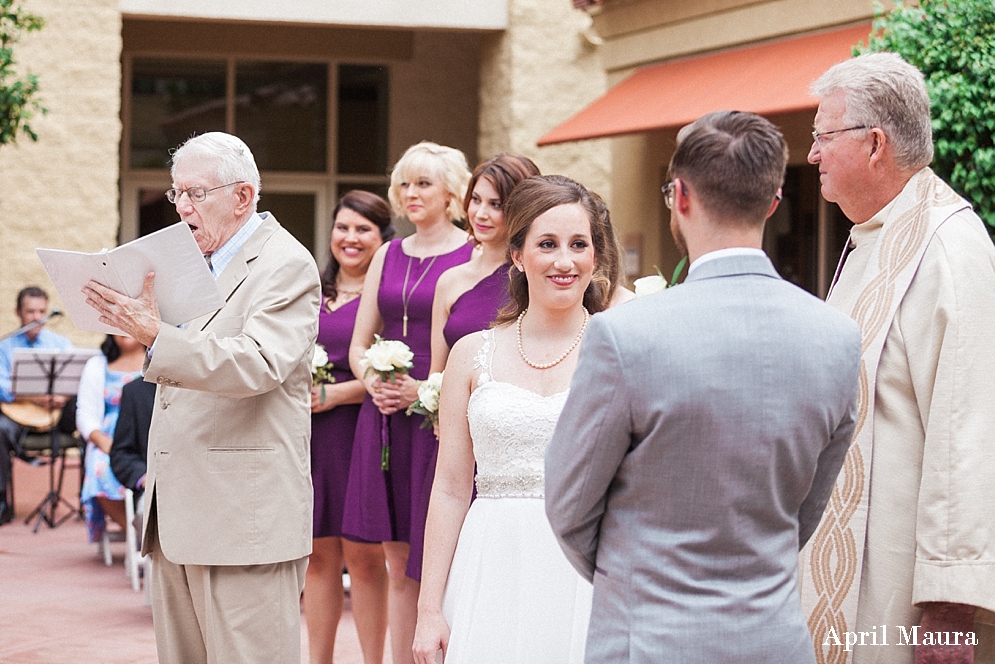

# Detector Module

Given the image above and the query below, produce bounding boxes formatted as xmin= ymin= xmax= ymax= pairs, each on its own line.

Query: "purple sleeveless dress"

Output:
xmin=442 ymin=264 xmax=512 ymax=348
xmin=311 ymin=294 xmax=362 ymax=539
xmin=342 ymin=238 xmax=473 ymax=580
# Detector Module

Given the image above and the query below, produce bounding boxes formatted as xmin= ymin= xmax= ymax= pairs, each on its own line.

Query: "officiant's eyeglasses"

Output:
xmin=166 ymin=181 xmax=244 ymax=204
xmin=811 ymin=126 xmax=869 ymax=146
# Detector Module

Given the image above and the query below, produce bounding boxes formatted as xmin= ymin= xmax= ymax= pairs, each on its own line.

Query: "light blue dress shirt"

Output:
xmin=0 ymin=328 xmax=73 ymax=403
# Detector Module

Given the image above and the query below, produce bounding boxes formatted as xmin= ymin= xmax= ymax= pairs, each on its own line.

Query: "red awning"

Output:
xmin=537 ymin=23 xmax=871 ymax=146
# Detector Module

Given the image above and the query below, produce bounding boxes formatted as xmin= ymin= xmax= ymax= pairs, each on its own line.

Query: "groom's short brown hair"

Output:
xmin=669 ymin=110 xmax=787 ymax=226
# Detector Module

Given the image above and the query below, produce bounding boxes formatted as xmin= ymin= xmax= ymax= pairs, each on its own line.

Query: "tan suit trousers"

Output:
xmin=150 ymin=524 xmax=308 ymax=664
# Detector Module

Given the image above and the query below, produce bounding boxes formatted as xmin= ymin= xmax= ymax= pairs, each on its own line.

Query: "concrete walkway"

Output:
xmin=0 ymin=456 xmax=381 ymax=663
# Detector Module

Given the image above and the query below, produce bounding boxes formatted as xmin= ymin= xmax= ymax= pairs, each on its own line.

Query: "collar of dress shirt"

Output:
xmin=688 ymin=247 xmax=767 ymax=277
xmin=149 ymin=212 xmax=263 ymax=357
xmin=206 ymin=211 xmax=264 ymax=279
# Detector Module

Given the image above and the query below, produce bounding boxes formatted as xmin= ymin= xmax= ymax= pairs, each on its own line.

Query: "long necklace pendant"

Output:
xmin=403 ymin=314 xmax=408 ymax=337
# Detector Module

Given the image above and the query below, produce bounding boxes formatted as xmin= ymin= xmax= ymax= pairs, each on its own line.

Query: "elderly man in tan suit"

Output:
xmin=84 ymin=132 xmax=320 ymax=664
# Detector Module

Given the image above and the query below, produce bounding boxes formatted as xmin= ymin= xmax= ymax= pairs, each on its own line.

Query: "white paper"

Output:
xmin=36 ymin=222 xmax=225 ymax=335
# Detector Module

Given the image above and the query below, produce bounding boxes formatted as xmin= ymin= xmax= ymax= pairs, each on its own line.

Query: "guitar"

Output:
xmin=1 ymin=399 xmax=62 ymax=432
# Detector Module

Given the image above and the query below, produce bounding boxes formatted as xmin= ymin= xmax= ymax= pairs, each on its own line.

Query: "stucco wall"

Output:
xmin=120 ymin=0 xmax=507 ymax=31
xmin=389 ymin=31 xmax=481 ymax=178
xmin=0 ymin=0 xmax=122 ymax=346
xmin=593 ymin=0 xmax=874 ymax=72
xmin=478 ymin=0 xmax=612 ymax=208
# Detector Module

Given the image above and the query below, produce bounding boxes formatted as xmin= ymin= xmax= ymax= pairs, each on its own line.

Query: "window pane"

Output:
xmin=130 ymin=59 xmax=227 ymax=169
xmin=139 ymin=188 xmax=178 ymax=238
xmin=337 ymin=65 xmax=389 ymax=176
xmin=236 ymin=62 xmax=328 ymax=172
xmin=764 ymin=164 xmax=823 ymax=295
xmin=261 ymin=193 xmax=316 ymax=253
xmin=336 ymin=182 xmax=388 ymax=203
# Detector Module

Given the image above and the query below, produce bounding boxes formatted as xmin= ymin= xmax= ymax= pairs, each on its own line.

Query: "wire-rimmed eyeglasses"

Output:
xmin=166 ymin=181 xmax=244 ymax=204
xmin=662 ymin=180 xmax=782 ymax=209
xmin=661 ymin=181 xmax=682 ymax=210
xmin=811 ymin=126 xmax=869 ymax=146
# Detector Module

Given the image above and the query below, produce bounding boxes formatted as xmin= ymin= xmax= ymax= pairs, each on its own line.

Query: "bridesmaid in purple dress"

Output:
xmin=430 ymin=154 xmax=541 ymax=374
xmin=343 ymin=142 xmax=473 ymax=664
xmin=305 ymin=191 xmax=395 ymax=664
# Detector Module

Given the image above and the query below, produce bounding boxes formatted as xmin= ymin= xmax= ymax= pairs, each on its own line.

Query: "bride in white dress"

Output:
xmin=413 ymin=175 xmax=621 ymax=664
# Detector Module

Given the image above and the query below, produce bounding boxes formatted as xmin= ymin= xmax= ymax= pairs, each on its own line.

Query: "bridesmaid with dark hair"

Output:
xmin=305 ymin=190 xmax=395 ymax=664
xmin=429 ymin=153 xmax=541 ymax=374
xmin=343 ymin=142 xmax=473 ymax=664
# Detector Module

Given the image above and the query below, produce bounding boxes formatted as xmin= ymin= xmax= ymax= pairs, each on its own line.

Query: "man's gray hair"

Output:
xmin=812 ymin=52 xmax=933 ymax=171
xmin=170 ymin=132 xmax=261 ymax=207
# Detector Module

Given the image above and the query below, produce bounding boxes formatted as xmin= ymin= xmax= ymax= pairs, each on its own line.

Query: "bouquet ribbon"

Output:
xmin=380 ymin=413 xmax=391 ymax=471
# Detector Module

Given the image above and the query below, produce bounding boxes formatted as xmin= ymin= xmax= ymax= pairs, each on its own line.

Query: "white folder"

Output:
xmin=36 ymin=222 xmax=225 ymax=335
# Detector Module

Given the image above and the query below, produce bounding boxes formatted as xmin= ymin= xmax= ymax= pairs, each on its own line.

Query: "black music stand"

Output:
xmin=11 ymin=348 xmax=97 ymax=531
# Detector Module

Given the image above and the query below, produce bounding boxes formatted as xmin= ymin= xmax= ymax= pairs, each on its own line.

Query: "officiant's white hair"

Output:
xmin=812 ymin=52 xmax=933 ymax=171
xmin=170 ymin=132 xmax=262 ymax=207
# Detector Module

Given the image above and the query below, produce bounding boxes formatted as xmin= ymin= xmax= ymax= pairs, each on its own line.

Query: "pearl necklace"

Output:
xmin=516 ymin=307 xmax=590 ymax=370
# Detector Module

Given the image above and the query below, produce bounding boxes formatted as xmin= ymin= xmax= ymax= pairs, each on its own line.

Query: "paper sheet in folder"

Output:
xmin=36 ymin=222 xmax=225 ymax=335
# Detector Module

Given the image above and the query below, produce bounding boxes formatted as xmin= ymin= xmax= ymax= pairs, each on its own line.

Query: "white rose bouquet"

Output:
xmin=360 ymin=335 xmax=414 ymax=471
xmin=311 ymin=343 xmax=335 ymax=385
xmin=311 ymin=343 xmax=336 ymax=405
xmin=634 ymin=256 xmax=688 ymax=297
xmin=406 ymin=371 xmax=443 ymax=430
xmin=360 ymin=335 xmax=414 ymax=382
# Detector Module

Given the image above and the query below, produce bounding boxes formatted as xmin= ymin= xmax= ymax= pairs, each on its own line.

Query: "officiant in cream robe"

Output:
xmin=800 ymin=53 xmax=995 ymax=664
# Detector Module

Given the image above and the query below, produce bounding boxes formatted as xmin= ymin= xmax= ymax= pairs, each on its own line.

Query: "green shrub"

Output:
xmin=0 ymin=0 xmax=44 ymax=146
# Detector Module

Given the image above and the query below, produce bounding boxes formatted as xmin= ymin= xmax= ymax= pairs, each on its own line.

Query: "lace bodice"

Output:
xmin=467 ymin=330 xmax=567 ymax=498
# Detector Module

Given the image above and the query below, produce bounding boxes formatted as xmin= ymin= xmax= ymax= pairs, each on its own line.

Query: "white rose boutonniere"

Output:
xmin=406 ymin=371 xmax=443 ymax=430
xmin=633 ymin=274 xmax=667 ymax=297
xmin=634 ymin=257 xmax=688 ymax=298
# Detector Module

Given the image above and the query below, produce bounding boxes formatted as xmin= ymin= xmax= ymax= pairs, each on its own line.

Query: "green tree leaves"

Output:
xmin=859 ymin=0 xmax=995 ymax=238
xmin=0 ymin=0 xmax=44 ymax=146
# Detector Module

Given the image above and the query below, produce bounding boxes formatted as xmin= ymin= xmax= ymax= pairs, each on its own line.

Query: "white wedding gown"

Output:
xmin=441 ymin=330 xmax=593 ymax=664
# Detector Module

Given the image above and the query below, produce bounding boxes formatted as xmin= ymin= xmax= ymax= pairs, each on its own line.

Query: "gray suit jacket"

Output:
xmin=545 ymin=254 xmax=860 ymax=663
xmin=141 ymin=213 xmax=320 ymax=566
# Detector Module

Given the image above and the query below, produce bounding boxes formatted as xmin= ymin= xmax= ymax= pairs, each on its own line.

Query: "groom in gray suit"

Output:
xmin=545 ymin=110 xmax=861 ymax=663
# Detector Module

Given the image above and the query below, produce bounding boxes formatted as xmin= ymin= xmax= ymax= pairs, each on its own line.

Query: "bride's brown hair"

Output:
xmin=495 ymin=175 xmax=619 ymax=325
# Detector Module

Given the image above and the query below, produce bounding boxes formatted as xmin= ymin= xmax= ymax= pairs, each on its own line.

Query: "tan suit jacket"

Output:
xmin=140 ymin=213 xmax=320 ymax=566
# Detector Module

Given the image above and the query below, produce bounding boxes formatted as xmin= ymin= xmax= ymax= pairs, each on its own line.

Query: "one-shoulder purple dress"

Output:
xmin=442 ymin=264 xmax=511 ymax=349
xmin=311 ymin=295 xmax=362 ymax=539
xmin=342 ymin=238 xmax=472 ymax=580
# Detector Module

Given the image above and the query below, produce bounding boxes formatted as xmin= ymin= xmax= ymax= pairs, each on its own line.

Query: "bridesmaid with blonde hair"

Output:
xmin=343 ymin=142 xmax=473 ymax=664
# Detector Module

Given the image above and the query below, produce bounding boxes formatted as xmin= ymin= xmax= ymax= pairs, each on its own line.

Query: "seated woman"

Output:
xmin=76 ymin=334 xmax=145 ymax=543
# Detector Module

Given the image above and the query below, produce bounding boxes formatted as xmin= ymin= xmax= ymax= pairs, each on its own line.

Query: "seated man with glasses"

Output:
xmin=82 ymin=132 xmax=321 ymax=664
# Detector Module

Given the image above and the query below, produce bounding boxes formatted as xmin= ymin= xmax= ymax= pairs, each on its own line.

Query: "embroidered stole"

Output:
xmin=799 ymin=169 xmax=969 ymax=664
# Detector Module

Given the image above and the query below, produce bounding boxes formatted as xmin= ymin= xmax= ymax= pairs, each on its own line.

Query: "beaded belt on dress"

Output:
xmin=475 ymin=473 xmax=544 ymax=498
